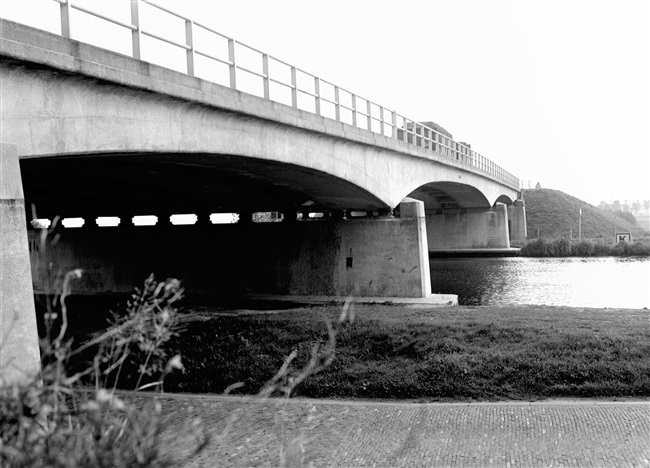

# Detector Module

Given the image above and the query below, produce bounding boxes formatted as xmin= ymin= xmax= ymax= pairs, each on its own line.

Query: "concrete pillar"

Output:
xmin=492 ymin=203 xmax=510 ymax=249
xmin=1 ymin=144 xmax=41 ymax=385
xmin=509 ymin=199 xmax=527 ymax=242
xmin=397 ymin=198 xmax=432 ymax=297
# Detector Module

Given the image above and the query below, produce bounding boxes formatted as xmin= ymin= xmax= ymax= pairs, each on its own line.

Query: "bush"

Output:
xmin=0 ymin=273 xmax=208 ymax=468
xmin=553 ymin=238 xmax=572 ymax=257
xmin=572 ymin=240 xmax=594 ymax=256
xmin=521 ymin=238 xmax=650 ymax=257
xmin=611 ymin=241 xmax=650 ymax=256
xmin=593 ymin=242 xmax=611 ymax=256
xmin=520 ymin=238 xmax=550 ymax=256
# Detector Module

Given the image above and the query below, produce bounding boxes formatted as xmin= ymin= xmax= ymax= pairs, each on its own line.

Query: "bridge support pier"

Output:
xmin=426 ymin=202 xmax=511 ymax=251
xmin=509 ymin=199 xmax=527 ymax=242
xmin=0 ymin=144 xmax=41 ymax=385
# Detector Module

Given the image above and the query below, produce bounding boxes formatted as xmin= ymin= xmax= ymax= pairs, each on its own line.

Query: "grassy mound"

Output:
xmin=524 ymin=188 xmax=643 ymax=240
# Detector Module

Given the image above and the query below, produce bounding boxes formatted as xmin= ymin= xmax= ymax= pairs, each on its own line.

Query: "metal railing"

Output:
xmin=50 ymin=0 xmax=519 ymax=189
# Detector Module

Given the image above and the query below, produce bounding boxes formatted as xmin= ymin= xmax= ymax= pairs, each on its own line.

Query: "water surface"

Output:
xmin=430 ymin=256 xmax=650 ymax=308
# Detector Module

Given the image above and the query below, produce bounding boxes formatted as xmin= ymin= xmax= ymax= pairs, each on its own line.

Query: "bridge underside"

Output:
xmin=13 ymin=149 xmax=434 ymax=303
xmin=20 ymin=153 xmax=389 ymax=219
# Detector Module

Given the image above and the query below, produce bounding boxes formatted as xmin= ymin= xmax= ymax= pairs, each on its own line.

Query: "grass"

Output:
xmin=154 ymin=304 xmax=650 ymax=401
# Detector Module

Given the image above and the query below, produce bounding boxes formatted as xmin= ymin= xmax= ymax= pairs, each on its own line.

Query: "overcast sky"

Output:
xmin=2 ymin=0 xmax=648 ymax=207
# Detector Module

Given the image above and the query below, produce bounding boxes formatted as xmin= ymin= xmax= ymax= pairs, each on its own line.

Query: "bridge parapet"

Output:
xmin=25 ymin=0 xmax=518 ymax=190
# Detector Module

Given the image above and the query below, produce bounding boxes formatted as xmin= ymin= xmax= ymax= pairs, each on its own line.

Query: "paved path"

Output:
xmin=153 ymin=394 xmax=650 ymax=467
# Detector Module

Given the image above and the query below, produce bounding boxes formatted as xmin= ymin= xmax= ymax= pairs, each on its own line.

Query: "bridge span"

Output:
xmin=1 ymin=4 xmax=525 ymax=383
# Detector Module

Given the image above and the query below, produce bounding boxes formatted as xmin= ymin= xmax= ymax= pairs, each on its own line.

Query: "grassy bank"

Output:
xmin=156 ymin=305 xmax=650 ymax=401
xmin=523 ymin=188 xmax=643 ymax=239
xmin=520 ymin=238 xmax=650 ymax=257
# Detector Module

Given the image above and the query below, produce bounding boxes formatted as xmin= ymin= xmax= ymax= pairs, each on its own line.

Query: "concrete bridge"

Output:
xmin=0 ymin=2 xmax=524 ymax=383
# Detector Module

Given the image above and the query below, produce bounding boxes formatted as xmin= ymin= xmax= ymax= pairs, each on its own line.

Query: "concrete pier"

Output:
xmin=509 ymin=199 xmax=527 ymax=242
xmin=0 ymin=144 xmax=40 ymax=385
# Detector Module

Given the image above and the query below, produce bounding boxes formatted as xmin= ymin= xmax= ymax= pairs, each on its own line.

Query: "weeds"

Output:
xmin=0 ymin=272 xmax=208 ymax=468
xmin=1 ymin=267 xmax=355 ymax=467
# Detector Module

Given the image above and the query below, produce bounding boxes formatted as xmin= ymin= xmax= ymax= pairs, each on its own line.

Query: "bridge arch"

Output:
xmin=19 ymin=151 xmax=388 ymax=219
xmin=406 ymin=182 xmax=491 ymax=211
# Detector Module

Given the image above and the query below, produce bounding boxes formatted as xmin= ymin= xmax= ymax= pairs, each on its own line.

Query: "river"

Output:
xmin=429 ymin=256 xmax=650 ymax=309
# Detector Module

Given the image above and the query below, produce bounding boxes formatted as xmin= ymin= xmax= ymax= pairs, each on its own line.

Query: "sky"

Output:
xmin=2 ymin=0 xmax=649 ymax=207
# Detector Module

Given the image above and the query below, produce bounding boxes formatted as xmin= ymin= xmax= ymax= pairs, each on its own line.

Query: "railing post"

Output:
xmin=391 ymin=111 xmax=397 ymax=139
xmin=366 ymin=100 xmax=372 ymax=131
xmin=185 ymin=19 xmax=194 ymax=76
xmin=334 ymin=86 xmax=341 ymax=122
xmin=379 ymin=107 xmax=385 ymax=136
xmin=290 ymin=66 xmax=298 ymax=108
xmin=262 ymin=54 xmax=270 ymax=99
xmin=351 ymin=94 xmax=357 ymax=127
xmin=314 ymin=77 xmax=321 ymax=116
xmin=60 ymin=0 xmax=71 ymax=38
xmin=228 ymin=38 xmax=237 ymax=89
xmin=130 ymin=0 xmax=141 ymax=60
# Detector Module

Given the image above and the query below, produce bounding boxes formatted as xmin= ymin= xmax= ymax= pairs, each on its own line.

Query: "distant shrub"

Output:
xmin=572 ymin=240 xmax=594 ymax=256
xmin=520 ymin=238 xmax=550 ymax=256
xmin=553 ymin=238 xmax=572 ymax=257
xmin=522 ymin=238 xmax=650 ymax=257
xmin=611 ymin=241 xmax=628 ymax=256
xmin=593 ymin=242 xmax=611 ymax=256
xmin=611 ymin=241 xmax=650 ymax=256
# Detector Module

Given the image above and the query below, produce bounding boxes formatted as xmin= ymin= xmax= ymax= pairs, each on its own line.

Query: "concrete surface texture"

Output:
xmin=152 ymin=394 xmax=650 ymax=467
xmin=0 ymin=144 xmax=41 ymax=385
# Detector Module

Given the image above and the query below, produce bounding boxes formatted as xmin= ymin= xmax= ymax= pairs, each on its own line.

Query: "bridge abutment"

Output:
xmin=0 ymin=144 xmax=41 ymax=385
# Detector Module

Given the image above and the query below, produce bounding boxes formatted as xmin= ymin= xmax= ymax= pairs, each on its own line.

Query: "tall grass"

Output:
xmin=520 ymin=238 xmax=650 ymax=257
xmin=0 ymin=273 xmax=209 ymax=468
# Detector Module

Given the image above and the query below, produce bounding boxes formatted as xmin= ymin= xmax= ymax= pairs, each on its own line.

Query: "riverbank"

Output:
xmin=519 ymin=237 xmax=650 ymax=257
xmin=155 ymin=303 xmax=650 ymax=401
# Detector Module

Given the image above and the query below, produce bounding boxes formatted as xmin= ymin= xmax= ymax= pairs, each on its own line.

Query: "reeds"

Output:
xmin=520 ymin=238 xmax=650 ymax=257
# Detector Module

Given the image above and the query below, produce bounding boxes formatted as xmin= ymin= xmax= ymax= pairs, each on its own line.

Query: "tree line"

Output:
xmin=597 ymin=199 xmax=649 ymax=226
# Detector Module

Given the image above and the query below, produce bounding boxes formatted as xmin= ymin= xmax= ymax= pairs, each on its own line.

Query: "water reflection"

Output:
xmin=430 ymin=256 xmax=650 ymax=309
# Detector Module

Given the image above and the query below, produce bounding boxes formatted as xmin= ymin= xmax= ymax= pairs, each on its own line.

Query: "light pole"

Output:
xmin=578 ymin=207 xmax=582 ymax=240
